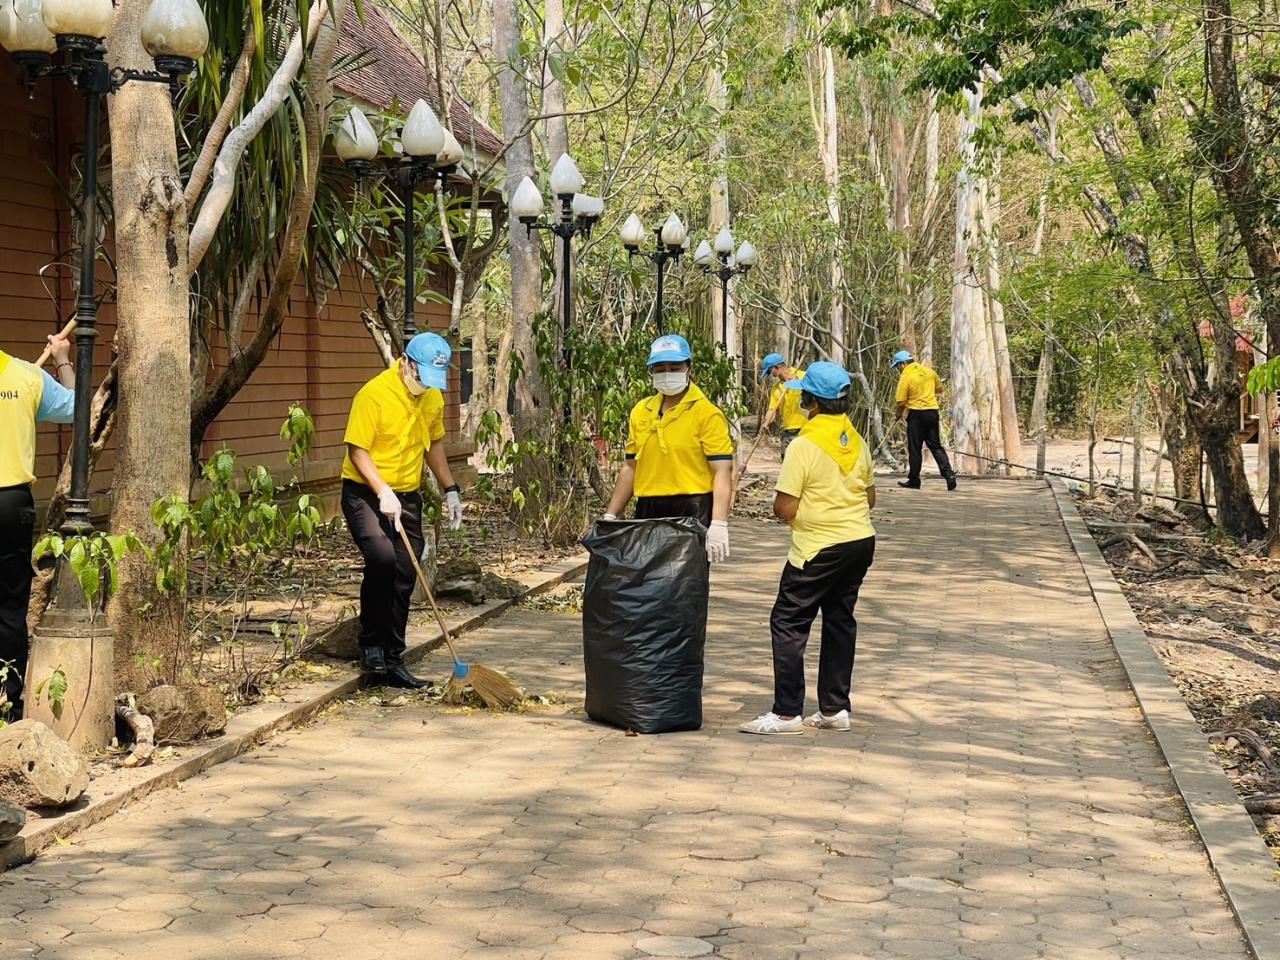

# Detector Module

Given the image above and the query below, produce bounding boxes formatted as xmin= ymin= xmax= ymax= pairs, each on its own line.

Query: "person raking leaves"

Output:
xmin=603 ymin=334 xmax=735 ymax=562
xmin=341 ymin=332 xmax=463 ymax=689
xmin=891 ymin=349 xmax=957 ymax=491
xmin=758 ymin=352 xmax=808 ymax=458
xmin=0 ymin=331 xmax=75 ymax=719
xmin=741 ymin=362 xmax=877 ymax=736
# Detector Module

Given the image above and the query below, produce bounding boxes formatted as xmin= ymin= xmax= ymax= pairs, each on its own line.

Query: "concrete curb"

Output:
xmin=1049 ymin=478 xmax=1280 ymax=960
xmin=0 ymin=553 xmax=588 ymax=872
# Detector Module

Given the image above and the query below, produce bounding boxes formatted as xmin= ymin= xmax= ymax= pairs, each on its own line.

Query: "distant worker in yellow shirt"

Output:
xmin=741 ymin=362 xmax=876 ymax=736
xmin=1 ymin=332 xmax=75 ymax=717
xmin=891 ymin=350 xmax=956 ymax=491
xmin=341 ymin=332 xmax=463 ymax=689
xmin=758 ymin=353 xmax=808 ymax=456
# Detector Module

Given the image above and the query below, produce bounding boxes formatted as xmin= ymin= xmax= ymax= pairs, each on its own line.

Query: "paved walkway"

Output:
xmin=0 ymin=482 xmax=1248 ymax=959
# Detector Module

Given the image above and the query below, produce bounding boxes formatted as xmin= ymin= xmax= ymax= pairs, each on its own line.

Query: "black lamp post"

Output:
xmin=510 ymin=154 xmax=603 ymax=422
xmin=1 ymin=0 xmax=210 ymax=536
xmin=336 ymin=100 xmax=464 ymax=342
xmin=621 ymin=212 xmax=688 ymax=336
xmin=694 ymin=226 xmax=758 ymax=349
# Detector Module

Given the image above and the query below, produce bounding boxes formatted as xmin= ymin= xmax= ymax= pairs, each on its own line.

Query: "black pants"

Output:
xmin=906 ymin=409 xmax=954 ymax=485
xmin=341 ymin=480 xmax=424 ymax=662
xmin=0 ymin=485 xmax=35 ymax=710
xmin=635 ymin=492 xmax=713 ymax=529
xmin=770 ymin=537 xmax=875 ymax=717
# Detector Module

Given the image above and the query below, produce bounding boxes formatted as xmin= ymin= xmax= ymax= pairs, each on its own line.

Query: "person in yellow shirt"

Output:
xmin=758 ymin=353 xmax=808 ymax=455
xmin=891 ymin=349 xmax=956 ymax=491
xmin=604 ymin=334 xmax=734 ymax=563
xmin=1 ymin=333 xmax=75 ymax=717
xmin=741 ymin=362 xmax=876 ymax=736
xmin=341 ymin=332 xmax=463 ymax=688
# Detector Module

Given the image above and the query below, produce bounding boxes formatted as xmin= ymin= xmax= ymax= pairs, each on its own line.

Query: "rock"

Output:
xmin=1204 ymin=573 xmax=1249 ymax=593
xmin=0 ymin=798 xmax=26 ymax=839
xmin=137 ymin=685 xmax=227 ymax=743
xmin=437 ymin=555 xmax=482 ymax=580
xmin=435 ymin=572 xmax=525 ymax=606
xmin=0 ymin=719 xmax=90 ymax=809
xmin=314 ymin=616 xmax=361 ymax=660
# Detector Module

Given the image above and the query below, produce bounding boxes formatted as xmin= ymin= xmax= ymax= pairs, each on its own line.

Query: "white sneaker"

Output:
xmin=803 ymin=709 xmax=851 ymax=731
xmin=739 ymin=712 xmax=804 ymax=736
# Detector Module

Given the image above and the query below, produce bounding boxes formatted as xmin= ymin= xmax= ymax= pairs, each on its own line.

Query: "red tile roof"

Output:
xmin=333 ymin=3 xmax=503 ymax=157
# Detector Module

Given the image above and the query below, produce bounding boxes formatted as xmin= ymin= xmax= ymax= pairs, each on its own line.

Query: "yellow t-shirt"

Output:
xmin=625 ymin=382 xmax=734 ymax=497
xmin=767 ymin=367 xmax=809 ymax=431
xmin=895 ymin=362 xmax=942 ymax=411
xmin=775 ymin=415 xmax=875 ymax=568
xmin=0 ymin=351 xmax=52 ymax=487
xmin=341 ymin=366 xmax=446 ymax=493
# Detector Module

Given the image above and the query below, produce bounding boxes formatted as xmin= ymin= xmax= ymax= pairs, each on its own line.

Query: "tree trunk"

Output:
xmin=541 ymin=0 xmax=569 ymax=360
xmin=982 ymin=162 xmax=1021 ymax=471
xmin=919 ymin=95 xmax=939 ymax=366
xmin=878 ymin=0 xmax=911 ymax=350
xmin=707 ymin=32 xmax=734 ymax=363
xmin=1031 ymin=321 xmax=1053 ymax=477
xmin=106 ymin=0 xmax=195 ymax=689
xmin=818 ymin=45 xmax=844 ymax=364
xmin=948 ymin=89 xmax=983 ymax=473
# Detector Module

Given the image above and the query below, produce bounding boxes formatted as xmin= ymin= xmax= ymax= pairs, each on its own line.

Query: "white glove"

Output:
xmin=602 ymin=513 xmax=617 ymax=521
xmin=377 ymin=486 xmax=402 ymax=532
xmin=446 ymin=489 xmax=463 ymax=530
xmin=707 ymin=520 xmax=730 ymax=563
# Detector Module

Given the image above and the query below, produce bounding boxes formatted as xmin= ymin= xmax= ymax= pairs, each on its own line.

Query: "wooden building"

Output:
xmin=2 ymin=3 xmax=501 ymax=511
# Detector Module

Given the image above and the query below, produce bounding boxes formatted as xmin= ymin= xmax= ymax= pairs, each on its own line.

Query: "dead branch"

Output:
xmin=1211 ymin=728 xmax=1280 ymax=779
xmin=115 ymin=694 xmax=155 ymax=767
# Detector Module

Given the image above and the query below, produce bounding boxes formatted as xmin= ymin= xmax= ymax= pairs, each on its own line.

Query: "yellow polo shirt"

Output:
xmin=895 ymin=362 xmax=942 ymax=411
xmin=768 ymin=367 xmax=809 ymax=431
xmin=341 ymin=366 xmax=445 ymax=493
xmin=0 ymin=350 xmax=74 ymax=488
xmin=625 ymin=382 xmax=734 ymax=497
xmin=776 ymin=415 xmax=875 ymax=568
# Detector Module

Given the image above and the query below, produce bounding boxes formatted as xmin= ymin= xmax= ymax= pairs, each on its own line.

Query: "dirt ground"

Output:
xmin=1073 ymin=491 xmax=1280 ymax=858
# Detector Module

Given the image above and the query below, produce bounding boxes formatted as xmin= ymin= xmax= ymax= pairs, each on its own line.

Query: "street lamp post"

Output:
xmin=510 ymin=154 xmax=603 ymax=422
xmin=336 ymin=99 xmax=464 ymax=343
xmin=0 ymin=0 xmax=209 ymax=748
xmin=621 ymin=212 xmax=687 ymax=335
xmin=693 ymin=226 xmax=757 ymax=349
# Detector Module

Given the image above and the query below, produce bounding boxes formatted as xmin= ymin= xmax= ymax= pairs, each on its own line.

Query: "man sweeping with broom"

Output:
xmin=341 ymin=332 xmax=463 ymax=689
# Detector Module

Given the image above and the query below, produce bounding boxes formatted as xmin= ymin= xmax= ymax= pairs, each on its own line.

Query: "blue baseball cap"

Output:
xmin=759 ymin=352 xmax=784 ymax=380
xmin=891 ymin=349 xmax=913 ymax=368
xmin=785 ymin=360 xmax=851 ymax=400
xmin=405 ymin=332 xmax=452 ymax=390
xmin=647 ymin=334 xmax=692 ymax=366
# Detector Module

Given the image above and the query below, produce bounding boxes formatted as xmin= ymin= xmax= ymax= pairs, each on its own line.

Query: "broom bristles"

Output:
xmin=469 ymin=665 xmax=524 ymax=709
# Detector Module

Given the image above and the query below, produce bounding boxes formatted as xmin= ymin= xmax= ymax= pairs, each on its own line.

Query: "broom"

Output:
xmin=397 ymin=524 xmax=523 ymax=709
xmin=35 ymin=319 xmax=78 ymax=366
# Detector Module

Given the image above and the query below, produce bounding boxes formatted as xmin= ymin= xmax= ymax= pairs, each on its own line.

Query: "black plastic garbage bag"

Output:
xmin=581 ymin=517 xmax=708 ymax=733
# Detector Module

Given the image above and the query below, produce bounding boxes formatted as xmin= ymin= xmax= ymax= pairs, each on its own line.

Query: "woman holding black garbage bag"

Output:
xmin=582 ymin=334 xmax=734 ymax=734
xmin=602 ymin=334 xmax=734 ymax=561
xmin=740 ymin=361 xmax=876 ymax=736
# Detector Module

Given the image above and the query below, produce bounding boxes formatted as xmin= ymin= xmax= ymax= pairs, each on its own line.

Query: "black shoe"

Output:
xmin=382 ymin=663 xmax=431 ymax=689
xmin=946 ymin=475 xmax=958 ymax=491
xmin=361 ymin=645 xmax=387 ymax=677
xmin=898 ymin=481 xmax=920 ymax=489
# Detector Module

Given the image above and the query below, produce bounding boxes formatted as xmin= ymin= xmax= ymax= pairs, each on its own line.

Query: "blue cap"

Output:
xmin=405 ymin=332 xmax=452 ymax=390
xmin=891 ymin=350 xmax=913 ymax=368
xmin=785 ymin=360 xmax=851 ymax=400
xmin=759 ymin=352 xmax=784 ymax=380
xmin=647 ymin=334 xmax=692 ymax=366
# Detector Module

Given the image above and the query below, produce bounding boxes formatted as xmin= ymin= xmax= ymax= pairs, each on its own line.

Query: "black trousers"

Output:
xmin=341 ymin=480 xmax=424 ymax=662
xmin=906 ymin=409 xmax=954 ymax=484
xmin=0 ymin=485 xmax=35 ymax=709
xmin=634 ymin=492 xmax=713 ymax=529
xmin=770 ymin=537 xmax=875 ymax=717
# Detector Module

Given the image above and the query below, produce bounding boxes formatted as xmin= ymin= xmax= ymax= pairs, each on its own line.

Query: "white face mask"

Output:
xmin=652 ymin=371 xmax=689 ymax=396
xmin=401 ymin=361 xmax=426 ymax=396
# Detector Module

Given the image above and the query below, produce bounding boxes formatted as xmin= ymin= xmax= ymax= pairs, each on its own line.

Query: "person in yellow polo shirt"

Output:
xmin=1 ymin=333 xmax=75 ymax=717
xmin=741 ymin=362 xmax=876 ymax=736
xmin=758 ymin=352 xmax=808 ymax=455
xmin=891 ymin=349 xmax=956 ymax=491
xmin=341 ymin=332 xmax=463 ymax=688
xmin=603 ymin=334 xmax=734 ymax=563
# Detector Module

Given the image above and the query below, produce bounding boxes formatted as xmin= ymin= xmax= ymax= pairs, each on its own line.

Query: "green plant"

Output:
xmin=280 ymin=403 xmax=317 ymax=467
xmin=32 ymin=668 xmax=68 ymax=722
xmin=32 ymin=531 xmax=149 ymax=614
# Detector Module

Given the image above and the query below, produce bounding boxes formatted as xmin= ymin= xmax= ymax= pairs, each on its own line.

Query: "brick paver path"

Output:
xmin=1 ymin=481 xmax=1248 ymax=959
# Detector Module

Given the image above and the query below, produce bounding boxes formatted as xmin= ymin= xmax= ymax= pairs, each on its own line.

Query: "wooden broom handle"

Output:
xmin=34 ymin=319 xmax=78 ymax=367
xmin=396 ymin=521 xmax=463 ymax=662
